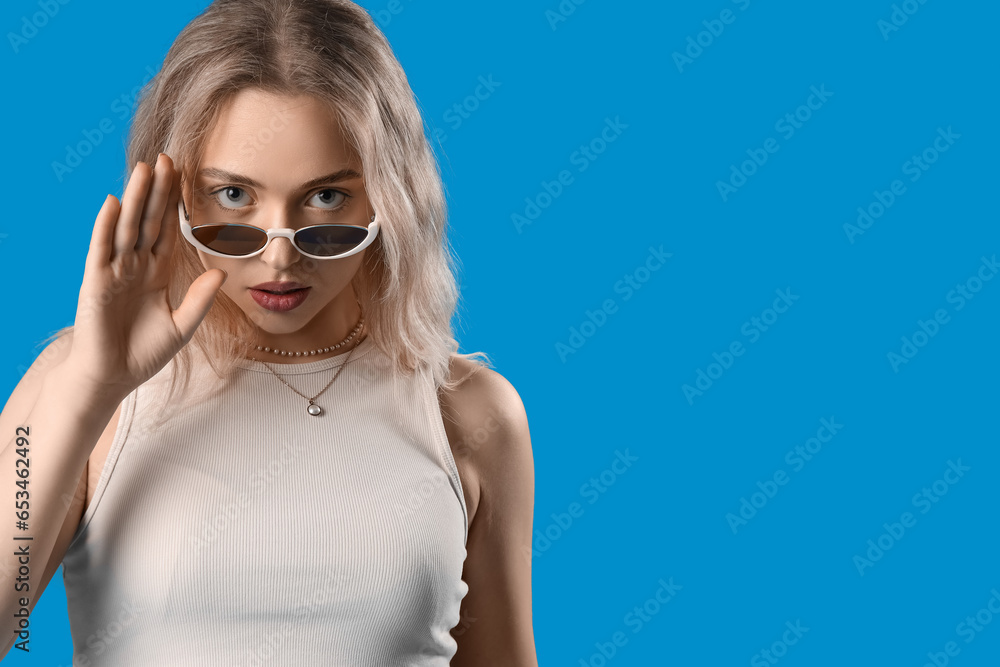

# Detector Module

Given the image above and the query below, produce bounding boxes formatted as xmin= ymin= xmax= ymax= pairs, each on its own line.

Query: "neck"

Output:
xmin=249 ymin=294 xmax=366 ymax=364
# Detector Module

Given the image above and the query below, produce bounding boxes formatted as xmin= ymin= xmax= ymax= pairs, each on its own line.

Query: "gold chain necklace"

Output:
xmin=248 ymin=316 xmax=366 ymax=417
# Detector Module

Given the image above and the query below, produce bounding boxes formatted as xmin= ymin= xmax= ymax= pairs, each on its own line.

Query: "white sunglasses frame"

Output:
xmin=176 ymin=199 xmax=380 ymax=260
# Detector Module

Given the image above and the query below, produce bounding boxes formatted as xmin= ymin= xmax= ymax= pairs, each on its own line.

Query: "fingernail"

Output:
xmin=154 ymin=153 xmax=163 ymax=169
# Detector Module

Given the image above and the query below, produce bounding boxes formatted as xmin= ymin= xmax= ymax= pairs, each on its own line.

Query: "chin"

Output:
xmin=248 ymin=308 xmax=314 ymax=330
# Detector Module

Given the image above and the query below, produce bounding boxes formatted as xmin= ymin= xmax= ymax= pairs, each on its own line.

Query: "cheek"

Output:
xmin=196 ymin=251 xmax=217 ymax=272
xmin=220 ymin=281 xmax=245 ymax=303
xmin=308 ymin=253 xmax=366 ymax=287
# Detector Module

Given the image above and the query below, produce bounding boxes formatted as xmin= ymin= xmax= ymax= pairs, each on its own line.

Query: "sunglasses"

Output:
xmin=177 ymin=200 xmax=379 ymax=260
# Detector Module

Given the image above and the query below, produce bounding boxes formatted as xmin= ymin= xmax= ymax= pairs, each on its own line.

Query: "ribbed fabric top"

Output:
xmin=61 ymin=335 xmax=470 ymax=666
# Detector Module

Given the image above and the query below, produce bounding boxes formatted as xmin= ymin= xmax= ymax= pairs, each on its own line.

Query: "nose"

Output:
xmin=260 ymin=232 xmax=302 ymax=270
xmin=258 ymin=206 xmax=301 ymax=269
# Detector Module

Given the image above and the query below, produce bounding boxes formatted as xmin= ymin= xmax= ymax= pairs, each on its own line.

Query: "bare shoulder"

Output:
xmin=441 ymin=356 xmax=528 ymax=434
xmin=439 ymin=356 xmax=531 ymax=464
xmin=438 ymin=356 xmax=533 ymax=527
xmin=439 ymin=356 xmax=539 ymax=665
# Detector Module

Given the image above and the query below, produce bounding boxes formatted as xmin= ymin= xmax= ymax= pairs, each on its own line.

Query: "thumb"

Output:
xmin=172 ymin=269 xmax=228 ymax=343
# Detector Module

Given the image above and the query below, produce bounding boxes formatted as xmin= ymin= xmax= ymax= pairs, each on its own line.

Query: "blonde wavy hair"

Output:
xmin=43 ymin=0 xmax=491 ymax=420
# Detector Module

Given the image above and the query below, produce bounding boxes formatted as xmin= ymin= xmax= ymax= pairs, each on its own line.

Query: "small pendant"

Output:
xmin=307 ymin=402 xmax=323 ymax=416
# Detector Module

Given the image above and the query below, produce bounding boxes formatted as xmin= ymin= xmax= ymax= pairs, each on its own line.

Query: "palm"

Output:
xmin=65 ymin=155 xmax=227 ymax=401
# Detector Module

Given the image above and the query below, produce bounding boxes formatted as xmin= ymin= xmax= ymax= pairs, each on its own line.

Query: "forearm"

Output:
xmin=0 ymin=367 xmax=122 ymax=657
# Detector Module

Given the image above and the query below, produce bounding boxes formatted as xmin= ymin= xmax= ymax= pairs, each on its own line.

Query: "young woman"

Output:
xmin=0 ymin=0 xmax=537 ymax=664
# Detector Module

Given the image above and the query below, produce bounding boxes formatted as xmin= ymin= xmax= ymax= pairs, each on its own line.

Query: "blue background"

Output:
xmin=2 ymin=0 xmax=998 ymax=665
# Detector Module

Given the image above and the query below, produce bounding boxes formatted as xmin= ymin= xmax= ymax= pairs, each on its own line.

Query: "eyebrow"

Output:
xmin=196 ymin=167 xmax=363 ymax=190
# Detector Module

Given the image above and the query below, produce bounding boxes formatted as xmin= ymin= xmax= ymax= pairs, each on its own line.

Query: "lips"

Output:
xmin=251 ymin=281 xmax=309 ymax=293
xmin=249 ymin=287 xmax=311 ymax=312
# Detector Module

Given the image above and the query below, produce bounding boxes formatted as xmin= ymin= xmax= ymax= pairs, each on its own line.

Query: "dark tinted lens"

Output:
xmin=192 ymin=225 xmax=268 ymax=256
xmin=295 ymin=225 xmax=369 ymax=257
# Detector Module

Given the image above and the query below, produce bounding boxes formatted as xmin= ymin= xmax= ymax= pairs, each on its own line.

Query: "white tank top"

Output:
xmin=61 ymin=335 xmax=470 ymax=665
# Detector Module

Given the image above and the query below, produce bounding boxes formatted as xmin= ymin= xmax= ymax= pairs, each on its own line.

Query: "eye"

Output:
xmin=310 ymin=189 xmax=349 ymax=210
xmin=211 ymin=186 xmax=252 ymax=209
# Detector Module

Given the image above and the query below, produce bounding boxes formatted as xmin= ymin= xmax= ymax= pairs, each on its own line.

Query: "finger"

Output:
xmin=171 ymin=269 xmax=228 ymax=343
xmin=151 ymin=166 xmax=182 ymax=260
xmin=113 ymin=161 xmax=152 ymax=259
xmin=135 ymin=154 xmax=173 ymax=252
xmin=86 ymin=194 xmax=121 ymax=273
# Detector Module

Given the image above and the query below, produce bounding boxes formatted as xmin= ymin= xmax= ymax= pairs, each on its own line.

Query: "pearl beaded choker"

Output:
xmin=253 ymin=296 xmax=365 ymax=357
xmin=248 ymin=301 xmax=366 ymax=416
xmin=254 ymin=319 xmax=365 ymax=357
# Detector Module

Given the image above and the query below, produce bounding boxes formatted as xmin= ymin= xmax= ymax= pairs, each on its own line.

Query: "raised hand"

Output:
xmin=64 ymin=153 xmax=228 ymax=401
